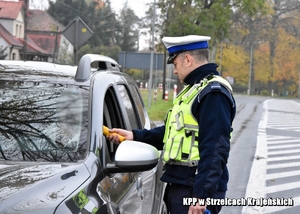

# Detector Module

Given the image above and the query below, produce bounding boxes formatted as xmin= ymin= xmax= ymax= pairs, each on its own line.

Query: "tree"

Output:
xmin=116 ymin=1 xmax=140 ymax=51
xmin=86 ymin=0 xmax=118 ymax=47
xmin=156 ymin=0 xmax=265 ymax=62
xmin=229 ymin=0 xmax=268 ymax=94
xmin=56 ymin=40 xmax=74 ymax=64
xmin=47 ymin=0 xmax=139 ymax=57
xmin=263 ymin=0 xmax=300 ymax=92
xmin=233 ymin=0 xmax=300 ymax=93
xmin=151 ymin=0 xmax=266 ymax=92
xmin=48 ymin=0 xmax=88 ymax=26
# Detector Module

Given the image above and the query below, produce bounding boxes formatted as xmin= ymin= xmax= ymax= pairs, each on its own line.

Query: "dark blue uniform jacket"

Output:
xmin=132 ymin=63 xmax=236 ymax=199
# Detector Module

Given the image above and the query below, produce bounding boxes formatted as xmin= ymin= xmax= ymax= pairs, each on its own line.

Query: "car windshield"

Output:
xmin=0 ymin=79 xmax=89 ymax=163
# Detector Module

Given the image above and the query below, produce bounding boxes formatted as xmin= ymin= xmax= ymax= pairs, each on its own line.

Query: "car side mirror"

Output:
xmin=105 ymin=141 xmax=159 ymax=173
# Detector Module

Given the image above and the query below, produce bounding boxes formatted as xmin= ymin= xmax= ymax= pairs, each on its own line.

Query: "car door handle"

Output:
xmin=136 ymin=176 xmax=144 ymax=200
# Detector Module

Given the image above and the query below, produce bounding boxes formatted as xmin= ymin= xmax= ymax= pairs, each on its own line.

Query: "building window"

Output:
xmin=12 ymin=53 xmax=16 ymax=60
xmin=16 ymin=24 xmax=18 ymax=37
xmin=19 ymin=25 xmax=22 ymax=37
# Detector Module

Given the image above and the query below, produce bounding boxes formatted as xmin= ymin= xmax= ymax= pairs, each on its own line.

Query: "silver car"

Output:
xmin=0 ymin=54 xmax=166 ymax=214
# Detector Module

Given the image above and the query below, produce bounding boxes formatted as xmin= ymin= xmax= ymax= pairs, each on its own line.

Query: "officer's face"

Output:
xmin=173 ymin=53 xmax=192 ymax=83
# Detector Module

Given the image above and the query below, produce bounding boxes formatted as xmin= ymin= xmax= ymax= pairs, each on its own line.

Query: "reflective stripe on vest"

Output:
xmin=162 ymin=75 xmax=233 ymax=166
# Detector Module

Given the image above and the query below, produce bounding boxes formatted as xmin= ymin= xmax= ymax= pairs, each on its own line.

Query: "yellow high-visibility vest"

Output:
xmin=162 ymin=75 xmax=233 ymax=166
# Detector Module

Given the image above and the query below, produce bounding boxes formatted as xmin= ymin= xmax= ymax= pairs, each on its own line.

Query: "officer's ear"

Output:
xmin=184 ymin=53 xmax=193 ymax=66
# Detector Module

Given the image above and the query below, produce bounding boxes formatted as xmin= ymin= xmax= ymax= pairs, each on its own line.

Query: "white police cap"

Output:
xmin=162 ymin=35 xmax=211 ymax=64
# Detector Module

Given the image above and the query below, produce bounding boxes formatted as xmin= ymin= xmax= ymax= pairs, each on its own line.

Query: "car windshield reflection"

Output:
xmin=0 ymin=80 xmax=89 ymax=162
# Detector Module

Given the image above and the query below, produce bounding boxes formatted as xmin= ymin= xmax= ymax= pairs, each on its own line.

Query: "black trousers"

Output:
xmin=164 ymin=183 xmax=226 ymax=214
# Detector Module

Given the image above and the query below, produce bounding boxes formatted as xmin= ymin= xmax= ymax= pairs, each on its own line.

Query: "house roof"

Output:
xmin=27 ymin=10 xmax=65 ymax=32
xmin=0 ymin=2 xmax=66 ymax=57
xmin=27 ymin=33 xmax=60 ymax=55
xmin=0 ymin=23 xmax=49 ymax=55
xmin=0 ymin=23 xmax=23 ymax=47
xmin=24 ymin=36 xmax=49 ymax=55
xmin=26 ymin=10 xmax=65 ymax=55
xmin=0 ymin=1 xmax=23 ymax=20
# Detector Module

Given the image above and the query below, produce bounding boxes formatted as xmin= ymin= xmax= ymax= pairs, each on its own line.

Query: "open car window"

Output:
xmin=117 ymin=84 xmax=140 ymax=130
xmin=103 ymin=86 xmax=124 ymax=162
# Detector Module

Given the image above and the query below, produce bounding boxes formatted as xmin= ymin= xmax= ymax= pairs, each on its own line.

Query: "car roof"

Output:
xmin=0 ymin=60 xmax=77 ymax=76
xmin=0 ymin=60 xmax=79 ymax=85
xmin=0 ymin=54 xmax=122 ymax=85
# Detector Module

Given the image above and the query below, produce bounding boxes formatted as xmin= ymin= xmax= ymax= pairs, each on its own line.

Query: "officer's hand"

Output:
xmin=107 ymin=128 xmax=133 ymax=144
xmin=188 ymin=199 xmax=206 ymax=214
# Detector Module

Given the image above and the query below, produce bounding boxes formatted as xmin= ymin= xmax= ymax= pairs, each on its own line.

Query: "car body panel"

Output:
xmin=0 ymin=162 xmax=90 ymax=213
xmin=0 ymin=56 xmax=166 ymax=214
xmin=90 ymin=72 xmax=157 ymax=213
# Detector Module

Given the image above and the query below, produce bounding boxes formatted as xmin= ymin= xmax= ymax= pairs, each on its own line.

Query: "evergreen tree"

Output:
xmin=116 ymin=1 xmax=140 ymax=52
xmin=47 ymin=0 xmax=139 ymax=56
xmin=47 ymin=0 xmax=88 ymax=26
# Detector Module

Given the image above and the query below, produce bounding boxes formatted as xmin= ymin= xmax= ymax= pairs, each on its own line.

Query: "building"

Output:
xmin=26 ymin=9 xmax=74 ymax=62
xmin=0 ymin=0 xmax=73 ymax=62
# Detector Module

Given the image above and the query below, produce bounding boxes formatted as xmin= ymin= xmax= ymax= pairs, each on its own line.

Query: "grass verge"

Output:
xmin=140 ymin=90 xmax=174 ymax=121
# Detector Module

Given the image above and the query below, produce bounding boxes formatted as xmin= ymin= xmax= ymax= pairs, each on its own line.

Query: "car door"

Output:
xmin=90 ymin=71 xmax=153 ymax=214
xmin=115 ymin=83 xmax=158 ymax=214
xmin=125 ymin=83 xmax=166 ymax=214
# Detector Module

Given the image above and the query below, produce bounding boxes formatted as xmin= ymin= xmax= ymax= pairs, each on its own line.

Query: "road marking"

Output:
xmin=267 ymin=138 xmax=300 ymax=144
xmin=242 ymin=99 xmax=300 ymax=214
xmin=263 ymin=196 xmax=300 ymax=214
xmin=267 ymin=149 xmax=300 ymax=156
xmin=267 ymin=144 xmax=300 ymax=149
xmin=265 ymin=181 xmax=300 ymax=193
xmin=265 ymin=169 xmax=300 ymax=180
xmin=266 ymin=161 xmax=300 ymax=169
xmin=242 ymin=100 xmax=268 ymax=214
xmin=267 ymin=155 xmax=300 ymax=161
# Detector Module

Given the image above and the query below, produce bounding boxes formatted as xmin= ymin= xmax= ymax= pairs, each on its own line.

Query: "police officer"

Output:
xmin=108 ymin=35 xmax=236 ymax=214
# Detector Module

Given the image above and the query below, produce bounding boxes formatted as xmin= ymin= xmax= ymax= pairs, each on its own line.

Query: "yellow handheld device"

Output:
xmin=103 ymin=126 xmax=126 ymax=142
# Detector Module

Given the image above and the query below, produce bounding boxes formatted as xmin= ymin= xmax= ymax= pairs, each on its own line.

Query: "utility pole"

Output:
xmin=23 ymin=0 xmax=28 ymax=61
xmin=52 ymin=26 xmax=59 ymax=63
xmin=219 ymin=32 xmax=224 ymax=76
xmin=219 ymin=40 xmax=223 ymax=76
xmin=148 ymin=0 xmax=155 ymax=109
xmin=298 ymin=71 xmax=300 ymax=99
xmin=162 ymin=49 xmax=166 ymax=100
xmin=249 ymin=41 xmax=261 ymax=95
xmin=74 ymin=17 xmax=79 ymax=65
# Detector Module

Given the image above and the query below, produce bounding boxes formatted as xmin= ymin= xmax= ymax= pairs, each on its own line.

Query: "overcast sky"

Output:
xmin=29 ymin=0 xmax=152 ymax=18
xmin=110 ymin=0 xmax=152 ymax=18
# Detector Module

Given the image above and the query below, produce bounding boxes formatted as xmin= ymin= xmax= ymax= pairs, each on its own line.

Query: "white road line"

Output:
xmin=268 ymin=148 xmax=300 ymax=155
xmin=265 ymin=180 xmax=300 ymax=194
xmin=268 ymin=123 xmax=300 ymax=126
xmin=242 ymin=100 xmax=268 ymax=214
xmin=266 ymin=144 xmax=300 ymax=149
xmin=293 ymin=101 xmax=300 ymax=107
xmin=268 ymin=121 xmax=300 ymax=123
xmin=243 ymin=99 xmax=300 ymax=214
xmin=265 ymin=169 xmax=300 ymax=180
xmin=267 ymin=139 xmax=300 ymax=145
xmin=267 ymin=136 xmax=295 ymax=141
xmin=268 ymin=127 xmax=300 ymax=131
xmin=264 ymin=196 xmax=300 ymax=214
xmin=266 ymin=161 xmax=300 ymax=169
xmin=267 ymin=155 xmax=300 ymax=162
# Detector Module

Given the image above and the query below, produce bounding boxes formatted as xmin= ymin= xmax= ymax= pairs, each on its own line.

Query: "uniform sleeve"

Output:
xmin=192 ymin=91 xmax=233 ymax=199
xmin=132 ymin=126 xmax=165 ymax=150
